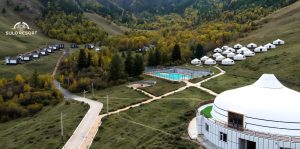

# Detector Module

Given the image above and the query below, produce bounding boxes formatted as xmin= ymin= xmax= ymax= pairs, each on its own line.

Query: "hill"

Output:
xmin=203 ymin=0 xmax=300 ymax=92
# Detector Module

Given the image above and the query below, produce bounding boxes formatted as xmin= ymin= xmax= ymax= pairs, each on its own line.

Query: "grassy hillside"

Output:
xmin=203 ymin=1 xmax=300 ymax=92
xmin=0 ymin=0 xmax=60 ymax=59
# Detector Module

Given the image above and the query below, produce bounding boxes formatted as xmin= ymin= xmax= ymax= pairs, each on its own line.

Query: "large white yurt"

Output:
xmin=234 ymin=44 xmax=243 ymax=49
xmin=213 ymin=53 xmax=222 ymax=58
xmin=244 ymin=50 xmax=255 ymax=57
xmin=221 ymin=58 xmax=235 ymax=65
xmin=264 ymin=43 xmax=276 ymax=49
xmin=233 ymin=54 xmax=246 ymax=61
xmin=215 ymin=55 xmax=225 ymax=62
xmin=213 ymin=48 xmax=222 ymax=53
xmin=273 ymin=39 xmax=285 ymax=45
xmin=226 ymin=52 xmax=236 ymax=58
xmin=191 ymin=58 xmax=201 ymax=65
xmin=196 ymin=74 xmax=300 ymax=149
xmin=200 ymin=56 xmax=209 ymax=61
xmin=204 ymin=58 xmax=216 ymax=65
xmin=222 ymin=45 xmax=229 ymax=50
xmin=222 ymin=50 xmax=231 ymax=55
xmin=254 ymin=46 xmax=268 ymax=53
xmin=247 ymin=43 xmax=257 ymax=49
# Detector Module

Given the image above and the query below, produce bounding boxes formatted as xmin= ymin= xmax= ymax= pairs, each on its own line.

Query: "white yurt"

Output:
xmin=212 ymin=53 xmax=222 ymax=58
xmin=247 ymin=43 xmax=258 ymax=49
xmin=227 ymin=52 xmax=236 ymax=58
xmin=215 ymin=55 xmax=225 ymax=62
xmin=233 ymin=53 xmax=246 ymax=61
xmin=244 ymin=50 xmax=255 ymax=57
xmin=213 ymin=48 xmax=222 ymax=53
xmin=227 ymin=47 xmax=236 ymax=53
xmin=254 ymin=46 xmax=268 ymax=53
xmin=191 ymin=58 xmax=201 ymax=65
xmin=204 ymin=58 xmax=216 ymax=65
xmin=222 ymin=50 xmax=231 ymax=55
xmin=237 ymin=47 xmax=250 ymax=54
xmin=264 ymin=43 xmax=276 ymax=49
xmin=273 ymin=39 xmax=285 ymax=45
xmin=234 ymin=44 xmax=243 ymax=49
xmin=200 ymin=56 xmax=209 ymax=61
xmin=221 ymin=58 xmax=235 ymax=65
xmin=222 ymin=45 xmax=229 ymax=50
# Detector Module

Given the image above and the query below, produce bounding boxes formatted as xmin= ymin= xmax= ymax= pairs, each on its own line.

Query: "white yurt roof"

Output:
xmin=227 ymin=52 xmax=236 ymax=58
xmin=227 ymin=47 xmax=236 ymax=52
xmin=247 ymin=43 xmax=258 ymax=48
xmin=204 ymin=58 xmax=216 ymax=65
xmin=216 ymin=55 xmax=225 ymax=61
xmin=254 ymin=46 xmax=267 ymax=52
xmin=212 ymin=74 xmax=300 ymax=136
xmin=264 ymin=43 xmax=276 ymax=49
xmin=213 ymin=48 xmax=222 ymax=53
xmin=221 ymin=58 xmax=234 ymax=63
xmin=200 ymin=56 xmax=209 ymax=61
xmin=222 ymin=45 xmax=229 ymax=50
xmin=191 ymin=58 xmax=201 ymax=65
xmin=244 ymin=50 xmax=255 ymax=56
xmin=213 ymin=53 xmax=222 ymax=58
xmin=234 ymin=44 xmax=243 ymax=49
xmin=273 ymin=39 xmax=285 ymax=45
xmin=222 ymin=50 xmax=231 ymax=55
xmin=233 ymin=54 xmax=246 ymax=60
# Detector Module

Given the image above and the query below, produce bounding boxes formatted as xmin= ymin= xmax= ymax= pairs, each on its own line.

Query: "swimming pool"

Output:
xmin=152 ymin=72 xmax=192 ymax=81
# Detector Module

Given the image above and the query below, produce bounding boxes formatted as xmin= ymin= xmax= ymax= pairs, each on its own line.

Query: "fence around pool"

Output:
xmin=145 ymin=67 xmax=211 ymax=81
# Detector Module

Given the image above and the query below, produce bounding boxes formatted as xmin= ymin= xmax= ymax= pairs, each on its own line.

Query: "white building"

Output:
xmin=196 ymin=74 xmax=300 ymax=149
xmin=247 ymin=43 xmax=258 ymax=49
xmin=221 ymin=58 xmax=235 ymax=65
xmin=216 ymin=55 xmax=226 ymax=62
xmin=214 ymin=48 xmax=222 ymax=53
xmin=273 ymin=39 xmax=285 ymax=45
xmin=201 ymin=56 xmax=210 ymax=61
xmin=204 ymin=58 xmax=216 ymax=65
xmin=234 ymin=54 xmax=246 ymax=61
xmin=264 ymin=43 xmax=276 ymax=49
xmin=227 ymin=52 xmax=236 ymax=58
xmin=213 ymin=53 xmax=222 ymax=58
xmin=254 ymin=46 xmax=268 ymax=53
xmin=234 ymin=44 xmax=243 ymax=49
xmin=191 ymin=58 xmax=201 ymax=65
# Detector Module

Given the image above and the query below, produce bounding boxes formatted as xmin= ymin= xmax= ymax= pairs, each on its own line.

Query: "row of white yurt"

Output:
xmin=191 ymin=58 xmax=201 ymax=65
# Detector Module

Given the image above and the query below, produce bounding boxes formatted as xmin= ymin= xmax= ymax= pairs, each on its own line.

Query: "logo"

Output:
xmin=5 ymin=22 xmax=37 ymax=36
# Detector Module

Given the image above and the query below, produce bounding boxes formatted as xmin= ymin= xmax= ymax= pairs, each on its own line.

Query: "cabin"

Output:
xmin=5 ymin=57 xmax=21 ymax=65
xmin=86 ymin=44 xmax=94 ymax=49
xmin=71 ymin=43 xmax=78 ymax=48
xmin=32 ymin=52 xmax=40 ymax=59
xmin=47 ymin=48 xmax=53 ymax=53
xmin=59 ymin=43 xmax=64 ymax=49
xmin=40 ymin=49 xmax=48 ymax=56
xmin=22 ymin=54 xmax=32 ymax=61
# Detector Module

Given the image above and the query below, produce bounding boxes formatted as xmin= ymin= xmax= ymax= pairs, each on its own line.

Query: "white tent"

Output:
xmin=254 ymin=46 xmax=268 ymax=53
xmin=247 ymin=43 xmax=258 ymax=49
xmin=216 ymin=55 xmax=225 ymax=62
xmin=222 ymin=50 xmax=231 ymax=55
xmin=213 ymin=53 xmax=222 ymax=58
xmin=221 ymin=45 xmax=229 ymax=50
xmin=233 ymin=54 xmax=246 ymax=61
xmin=273 ymin=39 xmax=285 ymax=45
xmin=244 ymin=50 xmax=255 ymax=57
xmin=213 ymin=48 xmax=222 ymax=53
xmin=204 ymin=58 xmax=216 ymax=65
xmin=234 ymin=44 xmax=243 ymax=49
xmin=200 ymin=56 xmax=209 ymax=61
xmin=227 ymin=47 xmax=236 ymax=53
xmin=191 ymin=58 xmax=201 ymax=65
xmin=227 ymin=52 xmax=236 ymax=58
xmin=264 ymin=43 xmax=276 ymax=49
xmin=221 ymin=58 xmax=235 ymax=65
xmin=237 ymin=47 xmax=250 ymax=54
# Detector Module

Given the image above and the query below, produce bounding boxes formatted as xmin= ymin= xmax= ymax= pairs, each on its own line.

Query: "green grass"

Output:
xmin=203 ymin=2 xmax=300 ymax=92
xmin=0 ymin=51 xmax=63 ymax=78
xmin=201 ymin=106 xmax=212 ymax=118
xmin=141 ymin=75 xmax=186 ymax=96
xmin=0 ymin=101 xmax=89 ymax=149
xmin=85 ymin=84 xmax=149 ymax=114
xmin=91 ymin=87 xmax=213 ymax=149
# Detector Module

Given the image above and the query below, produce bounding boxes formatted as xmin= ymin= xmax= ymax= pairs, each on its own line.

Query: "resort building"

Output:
xmin=196 ymin=74 xmax=300 ymax=149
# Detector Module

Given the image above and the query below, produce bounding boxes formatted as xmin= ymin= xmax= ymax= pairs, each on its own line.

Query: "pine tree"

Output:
xmin=154 ymin=49 xmax=161 ymax=66
xmin=171 ymin=44 xmax=181 ymax=61
xmin=195 ymin=43 xmax=204 ymax=58
xmin=124 ymin=51 xmax=133 ymax=76
xmin=31 ymin=69 xmax=39 ymax=87
xmin=109 ymin=54 xmax=124 ymax=81
xmin=147 ymin=50 xmax=156 ymax=66
xmin=87 ymin=52 xmax=92 ymax=67
xmin=77 ymin=49 xmax=86 ymax=69
xmin=133 ymin=55 xmax=144 ymax=77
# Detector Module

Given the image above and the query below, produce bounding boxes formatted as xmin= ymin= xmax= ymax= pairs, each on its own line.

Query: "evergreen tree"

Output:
xmin=2 ymin=8 xmax=6 ymax=14
xmin=31 ymin=69 xmax=39 ymax=87
xmin=154 ymin=48 xmax=161 ymax=66
xmin=87 ymin=52 xmax=92 ymax=67
xmin=148 ymin=50 xmax=156 ymax=66
xmin=195 ymin=43 xmax=204 ymax=58
xmin=109 ymin=54 xmax=124 ymax=81
xmin=124 ymin=51 xmax=133 ymax=76
xmin=171 ymin=44 xmax=181 ymax=61
xmin=77 ymin=49 xmax=86 ymax=69
xmin=133 ymin=55 xmax=144 ymax=77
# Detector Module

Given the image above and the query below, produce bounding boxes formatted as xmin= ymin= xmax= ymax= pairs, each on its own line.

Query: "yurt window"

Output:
xmin=228 ymin=111 xmax=244 ymax=130
xmin=220 ymin=132 xmax=227 ymax=142
xmin=205 ymin=123 xmax=209 ymax=132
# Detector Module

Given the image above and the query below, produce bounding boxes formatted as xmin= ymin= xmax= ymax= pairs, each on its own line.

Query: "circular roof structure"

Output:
xmin=211 ymin=74 xmax=300 ymax=136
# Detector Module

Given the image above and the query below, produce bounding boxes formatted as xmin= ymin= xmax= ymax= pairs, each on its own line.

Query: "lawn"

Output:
xmin=141 ymin=75 xmax=186 ymax=96
xmin=85 ymin=84 xmax=149 ymax=114
xmin=0 ymin=101 xmax=89 ymax=149
xmin=0 ymin=51 xmax=63 ymax=78
xmin=201 ymin=106 xmax=212 ymax=118
xmin=91 ymin=87 xmax=214 ymax=149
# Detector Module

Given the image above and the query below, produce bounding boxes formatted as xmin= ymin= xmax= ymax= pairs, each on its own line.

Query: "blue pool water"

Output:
xmin=152 ymin=72 xmax=192 ymax=81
